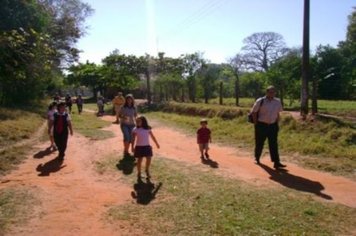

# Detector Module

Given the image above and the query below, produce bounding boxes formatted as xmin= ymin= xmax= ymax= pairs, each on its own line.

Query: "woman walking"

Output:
xmin=119 ymin=94 xmax=137 ymax=155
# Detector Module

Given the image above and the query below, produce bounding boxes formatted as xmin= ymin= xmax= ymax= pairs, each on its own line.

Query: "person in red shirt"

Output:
xmin=197 ymin=119 xmax=212 ymax=162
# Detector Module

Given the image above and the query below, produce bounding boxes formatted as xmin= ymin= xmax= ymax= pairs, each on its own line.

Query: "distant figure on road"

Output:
xmin=48 ymin=102 xmax=73 ymax=161
xmin=76 ymin=94 xmax=84 ymax=115
xmin=65 ymin=93 xmax=72 ymax=113
xmin=197 ymin=118 xmax=212 ymax=163
xmin=97 ymin=96 xmax=105 ymax=116
xmin=119 ymin=94 xmax=137 ymax=154
xmin=251 ymin=86 xmax=286 ymax=169
xmin=112 ymin=92 xmax=125 ymax=124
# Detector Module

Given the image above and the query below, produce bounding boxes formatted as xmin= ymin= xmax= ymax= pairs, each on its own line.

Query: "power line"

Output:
xmin=160 ymin=0 xmax=229 ymax=41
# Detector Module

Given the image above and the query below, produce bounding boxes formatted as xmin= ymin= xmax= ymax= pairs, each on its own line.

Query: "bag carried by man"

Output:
xmin=247 ymin=98 xmax=264 ymax=123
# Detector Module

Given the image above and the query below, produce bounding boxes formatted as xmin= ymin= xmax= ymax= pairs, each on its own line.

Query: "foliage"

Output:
xmin=0 ymin=0 xmax=93 ymax=105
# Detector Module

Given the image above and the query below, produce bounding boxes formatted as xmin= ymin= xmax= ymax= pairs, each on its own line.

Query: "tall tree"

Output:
xmin=228 ymin=54 xmax=245 ymax=106
xmin=241 ymin=32 xmax=287 ymax=72
xmin=182 ymin=52 xmax=205 ymax=102
xmin=301 ymin=0 xmax=310 ymax=117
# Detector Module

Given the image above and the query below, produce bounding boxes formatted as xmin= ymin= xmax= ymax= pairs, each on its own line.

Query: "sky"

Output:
xmin=77 ymin=0 xmax=355 ymax=64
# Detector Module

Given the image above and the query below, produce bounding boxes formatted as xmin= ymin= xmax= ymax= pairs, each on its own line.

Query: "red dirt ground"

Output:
xmin=1 ymin=113 xmax=356 ymax=235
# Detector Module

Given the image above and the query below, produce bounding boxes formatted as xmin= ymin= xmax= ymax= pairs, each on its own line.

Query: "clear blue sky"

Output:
xmin=78 ymin=0 xmax=355 ymax=64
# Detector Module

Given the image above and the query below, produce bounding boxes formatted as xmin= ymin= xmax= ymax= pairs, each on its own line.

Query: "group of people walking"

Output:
xmin=47 ymin=85 xmax=286 ymax=182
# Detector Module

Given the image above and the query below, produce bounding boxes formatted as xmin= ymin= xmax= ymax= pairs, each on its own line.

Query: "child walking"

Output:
xmin=47 ymin=102 xmax=57 ymax=150
xmin=131 ymin=116 xmax=160 ymax=181
xmin=48 ymin=102 xmax=73 ymax=161
xmin=197 ymin=119 xmax=212 ymax=162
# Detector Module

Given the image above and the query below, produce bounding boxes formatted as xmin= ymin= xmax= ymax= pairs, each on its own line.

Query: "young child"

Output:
xmin=131 ymin=116 xmax=160 ymax=181
xmin=197 ymin=118 xmax=212 ymax=162
xmin=47 ymin=102 xmax=57 ymax=150
xmin=48 ymin=102 xmax=73 ymax=161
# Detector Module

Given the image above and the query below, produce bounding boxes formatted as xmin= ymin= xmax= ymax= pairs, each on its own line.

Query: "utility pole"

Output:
xmin=301 ymin=0 xmax=310 ymax=118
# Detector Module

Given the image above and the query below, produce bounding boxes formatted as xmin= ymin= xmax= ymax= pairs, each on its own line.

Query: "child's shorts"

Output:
xmin=134 ymin=145 xmax=153 ymax=158
xmin=199 ymin=143 xmax=209 ymax=150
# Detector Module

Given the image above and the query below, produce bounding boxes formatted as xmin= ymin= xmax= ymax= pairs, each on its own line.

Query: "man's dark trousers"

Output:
xmin=54 ymin=132 xmax=68 ymax=157
xmin=254 ymin=122 xmax=280 ymax=163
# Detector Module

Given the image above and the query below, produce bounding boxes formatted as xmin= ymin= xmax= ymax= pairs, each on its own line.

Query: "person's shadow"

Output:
xmin=36 ymin=157 xmax=66 ymax=176
xmin=131 ymin=178 xmax=162 ymax=205
xmin=116 ymin=153 xmax=136 ymax=175
xmin=202 ymin=157 xmax=219 ymax=168
xmin=258 ymin=163 xmax=332 ymax=200
xmin=33 ymin=147 xmax=56 ymax=159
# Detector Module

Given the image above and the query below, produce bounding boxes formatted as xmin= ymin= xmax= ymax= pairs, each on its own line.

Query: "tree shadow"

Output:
xmin=202 ymin=157 xmax=219 ymax=168
xmin=131 ymin=178 xmax=162 ymax=205
xmin=36 ymin=157 xmax=66 ymax=176
xmin=258 ymin=163 xmax=332 ymax=200
xmin=116 ymin=153 xmax=136 ymax=175
xmin=33 ymin=147 xmax=56 ymax=159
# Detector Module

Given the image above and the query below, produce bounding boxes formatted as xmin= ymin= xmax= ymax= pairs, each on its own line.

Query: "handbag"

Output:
xmin=247 ymin=98 xmax=264 ymax=123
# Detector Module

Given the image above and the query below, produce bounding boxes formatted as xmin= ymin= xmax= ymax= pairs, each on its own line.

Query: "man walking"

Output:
xmin=251 ymin=86 xmax=286 ymax=169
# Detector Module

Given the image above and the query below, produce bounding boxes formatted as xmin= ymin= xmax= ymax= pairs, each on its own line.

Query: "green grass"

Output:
xmin=144 ymin=112 xmax=356 ymax=179
xmin=100 ymin=157 xmax=356 ymax=235
xmin=0 ymin=188 xmax=39 ymax=235
xmin=209 ymin=97 xmax=356 ymax=117
xmin=0 ymin=107 xmax=45 ymax=149
xmin=71 ymin=111 xmax=115 ymax=140
xmin=0 ymin=103 xmax=47 ymax=175
xmin=0 ymin=145 xmax=31 ymax=176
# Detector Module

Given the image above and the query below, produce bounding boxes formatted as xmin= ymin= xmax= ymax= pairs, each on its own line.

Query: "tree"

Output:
xmin=267 ymin=48 xmax=302 ymax=106
xmin=338 ymin=7 xmax=356 ymax=99
xmin=228 ymin=54 xmax=245 ymax=106
xmin=0 ymin=0 xmax=93 ymax=105
xmin=66 ymin=62 xmax=103 ymax=98
xmin=241 ymin=32 xmax=287 ymax=72
xmin=182 ymin=52 xmax=206 ymax=102
xmin=198 ymin=64 xmax=221 ymax=104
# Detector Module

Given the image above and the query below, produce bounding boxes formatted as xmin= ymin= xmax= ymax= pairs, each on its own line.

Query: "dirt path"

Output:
xmin=1 ymin=113 xmax=356 ymax=235
xmin=0 ymin=123 xmax=134 ymax=236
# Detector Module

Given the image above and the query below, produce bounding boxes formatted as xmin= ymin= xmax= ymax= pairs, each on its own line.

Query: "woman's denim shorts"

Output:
xmin=120 ymin=124 xmax=135 ymax=142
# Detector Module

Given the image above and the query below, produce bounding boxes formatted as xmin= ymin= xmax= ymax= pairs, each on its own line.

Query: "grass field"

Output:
xmin=209 ymin=97 xmax=356 ymax=117
xmin=96 ymin=154 xmax=356 ymax=235
xmin=71 ymin=111 xmax=114 ymax=140
xmin=0 ymin=103 xmax=47 ymax=175
xmin=0 ymin=187 xmax=39 ymax=235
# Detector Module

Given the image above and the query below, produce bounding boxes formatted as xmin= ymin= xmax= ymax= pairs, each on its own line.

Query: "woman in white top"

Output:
xmin=131 ymin=116 xmax=160 ymax=181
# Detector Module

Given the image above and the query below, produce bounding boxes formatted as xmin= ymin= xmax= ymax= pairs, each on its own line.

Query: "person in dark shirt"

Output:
xmin=48 ymin=102 xmax=73 ymax=161
xmin=197 ymin=119 xmax=212 ymax=163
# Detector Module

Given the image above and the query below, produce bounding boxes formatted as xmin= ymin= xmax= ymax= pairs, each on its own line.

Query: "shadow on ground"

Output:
xmin=202 ymin=157 xmax=219 ymax=168
xmin=131 ymin=178 xmax=162 ymax=205
xmin=259 ymin=163 xmax=332 ymax=200
xmin=33 ymin=147 xmax=56 ymax=159
xmin=36 ymin=157 xmax=66 ymax=176
xmin=116 ymin=153 xmax=136 ymax=175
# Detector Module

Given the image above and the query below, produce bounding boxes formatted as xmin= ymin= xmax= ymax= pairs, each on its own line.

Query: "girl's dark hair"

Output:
xmin=48 ymin=102 xmax=57 ymax=110
xmin=123 ymin=94 xmax=135 ymax=108
xmin=137 ymin=116 xmax=151 ymax=130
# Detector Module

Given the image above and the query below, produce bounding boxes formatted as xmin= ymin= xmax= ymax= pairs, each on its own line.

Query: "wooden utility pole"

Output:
xmin=301 ymin=0 xmax=310 ymax=118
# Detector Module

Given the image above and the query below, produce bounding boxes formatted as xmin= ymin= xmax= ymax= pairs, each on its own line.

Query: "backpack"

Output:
xmin=247 ymin=98 xmax=265 ymax=123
